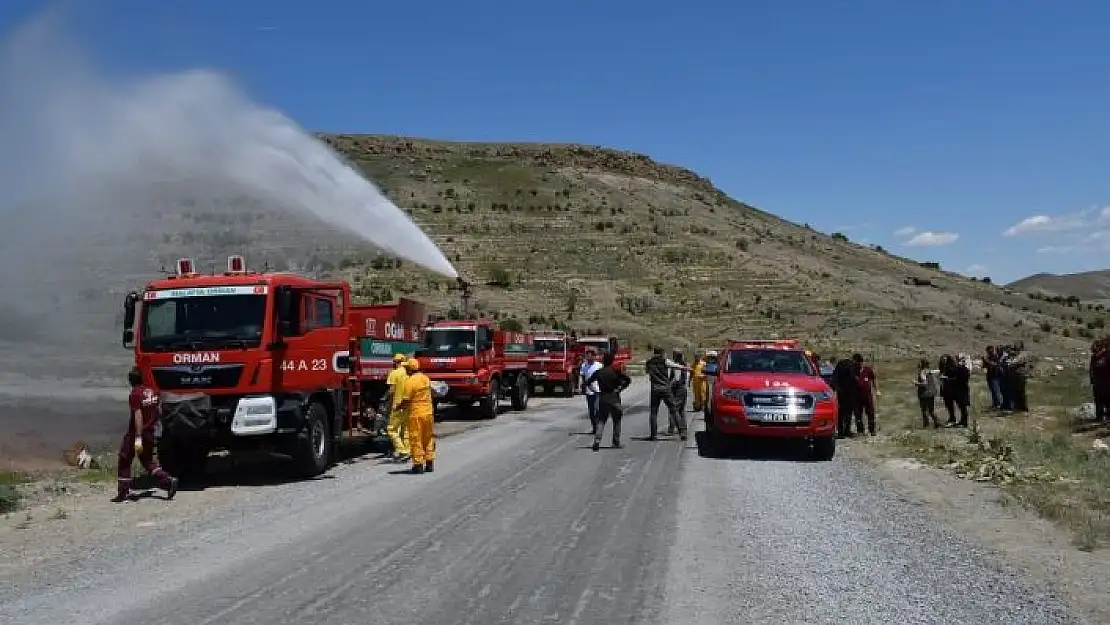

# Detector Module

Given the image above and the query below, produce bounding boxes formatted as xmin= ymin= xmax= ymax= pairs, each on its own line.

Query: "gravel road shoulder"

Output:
xmin=844 ymin=437 xmax=1110 ymax=625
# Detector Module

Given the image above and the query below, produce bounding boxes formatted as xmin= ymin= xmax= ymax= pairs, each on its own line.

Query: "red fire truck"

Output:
xmin=527 ymin=330 xmax=576 ymax=396
xmin=122 ymin=255 xmax=366 ymax=481
xmin=572 ymin=334 xmax=632 ymax=371
xmin=416 ymin=319 xmax=533 ymax=419
xmin=348 ymin=297 xmax=427 ymax=428
xmin=703 ymin=338 xmax=838 ymax=461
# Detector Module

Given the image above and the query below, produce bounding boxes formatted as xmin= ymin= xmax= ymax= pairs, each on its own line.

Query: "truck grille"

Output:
xmin=152 ymin=364 xmax=245 ymax=391
xmin=742 ymin=392 xmax=815 ymax=410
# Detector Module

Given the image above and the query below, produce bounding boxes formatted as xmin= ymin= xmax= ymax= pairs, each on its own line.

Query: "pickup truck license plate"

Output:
xmin=757 ymin=412 xmax=794 ymax=422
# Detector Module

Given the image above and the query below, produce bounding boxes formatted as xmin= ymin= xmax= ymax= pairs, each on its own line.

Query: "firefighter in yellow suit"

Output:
xmin=400 ymin=358 xmax=436 ymax=474
xmin=691 ymin=354 xmax=708 ymax=412
xmin=385 ymin=353 xmax=410 ymax=462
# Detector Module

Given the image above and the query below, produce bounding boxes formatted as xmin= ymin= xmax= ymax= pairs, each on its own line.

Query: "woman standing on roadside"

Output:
xmin=914 ymin=359 xmax=940 ymax=428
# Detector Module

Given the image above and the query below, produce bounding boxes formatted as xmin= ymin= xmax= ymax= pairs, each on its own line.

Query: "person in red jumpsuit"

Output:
xmin=113 ymin=367 xmax=178 ymax=503
xmin=852 ymin=353 xmax=878 ymax=436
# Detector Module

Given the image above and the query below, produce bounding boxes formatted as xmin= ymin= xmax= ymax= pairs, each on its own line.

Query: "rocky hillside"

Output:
xmin=6 ymin=134 xmax=1105 ymax=381
xmin=1009 ymin=270 xmax=1110 ymax=303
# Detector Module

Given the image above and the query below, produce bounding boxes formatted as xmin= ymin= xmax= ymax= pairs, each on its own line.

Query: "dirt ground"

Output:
xmin=844 ymin=439 xmax=1110 ymax=625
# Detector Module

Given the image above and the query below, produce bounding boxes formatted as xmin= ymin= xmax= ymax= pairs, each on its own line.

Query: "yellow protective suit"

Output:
xmin=401 ymin=365 xmax=436 ymax=468
xmin=386 ymin=364 xmax=410 ymax=457
xmin=691 ymin=359 xmax=708 ymax=412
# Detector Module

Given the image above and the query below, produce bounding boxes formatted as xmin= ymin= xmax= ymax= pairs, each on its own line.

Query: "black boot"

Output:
xmin=166 ymin=477 xmax=179 ymax=501
xmin=425 ymin=460 xmax=434 ymax=473
xmin=411 ymin=464 xmax=425 ymax=474
xmin=592 ymin=441 xmax=600 ymax=452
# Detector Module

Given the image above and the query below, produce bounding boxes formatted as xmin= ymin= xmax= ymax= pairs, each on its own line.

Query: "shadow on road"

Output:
xmin=693 ymin=430 xmax=817 ymax=462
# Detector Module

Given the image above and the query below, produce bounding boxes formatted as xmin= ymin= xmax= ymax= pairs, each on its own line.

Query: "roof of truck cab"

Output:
xmin=145 ymin=271 xmax=336 ymax=290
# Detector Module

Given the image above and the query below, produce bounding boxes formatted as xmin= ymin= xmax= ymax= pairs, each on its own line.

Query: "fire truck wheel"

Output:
xmin=293 ymin=402 xmax=331 ymax=477
xmin=480 ymin=379 xmax=499 ymax=419
xmin=158 ymin=437 xmax=208 ymax=484
xmin=810 ymin=435 xmax=836 ymax=461
xmin=511 ymin=374 xmax=530 ymax=411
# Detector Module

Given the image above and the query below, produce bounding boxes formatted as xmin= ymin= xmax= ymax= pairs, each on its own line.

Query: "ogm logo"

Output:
xmin=384 ymin=322 xmax=405 ymax=340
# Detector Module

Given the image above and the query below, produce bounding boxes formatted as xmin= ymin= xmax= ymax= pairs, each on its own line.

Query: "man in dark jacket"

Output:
xmin=587 ymin=353 xmax=633 ymax=451
xmin=1090 ymin=338 xmax=1110 ymax=421
xmin=831 ymin=356 xmax=859 ymax=438
xmin=645 ymin=347 xmax=691 ymax=441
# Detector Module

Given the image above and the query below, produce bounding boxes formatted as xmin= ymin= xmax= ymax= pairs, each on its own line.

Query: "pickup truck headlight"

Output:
xmin=720 ymin=388 xmax=746 ymax=401
xmin=811 ymin=390 xmax=834 ymax=402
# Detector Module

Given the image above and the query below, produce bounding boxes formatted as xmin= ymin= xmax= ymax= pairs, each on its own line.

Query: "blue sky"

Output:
xmin=3 ymin=0 xmax=1110 ymax=284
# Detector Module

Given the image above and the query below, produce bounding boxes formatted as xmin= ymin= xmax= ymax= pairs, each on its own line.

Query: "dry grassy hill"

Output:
xmin=7 ymin=133 xmax=1105 ymax=382
xmin=1008 ymin=270 xmax=1110 ymax=303
xmin=260 ymin=135 xmax=1110 ymax=361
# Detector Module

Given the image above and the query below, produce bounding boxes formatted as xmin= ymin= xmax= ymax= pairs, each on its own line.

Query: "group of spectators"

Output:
xmin=913 ymin=343 xmax=1030 ymax=429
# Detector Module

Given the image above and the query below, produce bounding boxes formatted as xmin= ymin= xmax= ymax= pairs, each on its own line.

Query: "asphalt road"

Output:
xmin=0 ymin=380 xmax=1087 ymax=625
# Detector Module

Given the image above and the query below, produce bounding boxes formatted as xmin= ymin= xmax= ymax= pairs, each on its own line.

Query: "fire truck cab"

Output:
xmin=703 ymin=339 xmax=838 ymax=461
xmin=121 ymin=256 xmax=354 ymax=481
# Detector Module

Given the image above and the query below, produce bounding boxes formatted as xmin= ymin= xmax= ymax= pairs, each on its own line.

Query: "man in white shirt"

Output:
xmin=580 ymin=350 xmax=602 ymax=435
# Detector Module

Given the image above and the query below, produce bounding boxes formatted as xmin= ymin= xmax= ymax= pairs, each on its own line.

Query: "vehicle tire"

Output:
xmin=480 ymin=379 xmax=499 ymax=419
xmin=810 ymin=435 xmax=836 ymax=461
xmin=702 ymin=431 xmax=725 ymax=458
xmin=293 ymin=402 xmax=331 ymax=477
xmin=157 ymin=436 xmax=208 ymax=484
xmin=511 ymin=374 xmax=530 ymax=411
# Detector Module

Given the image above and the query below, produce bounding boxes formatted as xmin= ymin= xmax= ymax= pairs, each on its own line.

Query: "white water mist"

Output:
xmin=0 ymin=10 xmax=458 ymax=281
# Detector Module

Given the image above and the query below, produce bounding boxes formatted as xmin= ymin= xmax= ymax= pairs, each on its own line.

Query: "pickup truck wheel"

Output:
xmin=511 ymin=374 xmax=530 ymax=410
xmin=480 ymin=379 xmax=499 ymax=419
xmin=810 ymin=435 xmax=836 ymax=461
xmin=293 ymin=402 xmax=331 ymax=477
xmin=157 ymin=436 xmax=208 ymax=485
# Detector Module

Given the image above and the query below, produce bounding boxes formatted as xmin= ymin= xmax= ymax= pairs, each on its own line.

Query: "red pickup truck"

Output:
xmin=703 ymin=339 xmax=838 ymax=460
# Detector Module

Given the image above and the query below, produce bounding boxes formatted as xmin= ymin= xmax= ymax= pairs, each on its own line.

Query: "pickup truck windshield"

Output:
xmin=726 ymin=349 xmax=815 ymax=376
xmin=533 ymin=339 xmax=566 ymax=354
xmin=141 ymin=294 xmax=266 ymax=351
xmin=423 ymin=329 xmax=477 ymax=357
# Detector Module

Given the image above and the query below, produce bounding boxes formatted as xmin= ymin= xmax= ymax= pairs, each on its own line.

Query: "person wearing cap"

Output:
xmin=399 ymin=358 xmax=436 ymax=474
xmin=384 ymin=353 xmax=410 ymax=462
xmin=691 ymin=353 xmax=708 ymax=412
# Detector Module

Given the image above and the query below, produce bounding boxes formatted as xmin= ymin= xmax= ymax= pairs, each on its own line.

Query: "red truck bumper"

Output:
xmin=424 ymin=372 xmax=486 ymax=400
xmin=710 ymin=404 xmax=837 ymax=439
xmin=530 ymin=371 xmax=569 ymax=382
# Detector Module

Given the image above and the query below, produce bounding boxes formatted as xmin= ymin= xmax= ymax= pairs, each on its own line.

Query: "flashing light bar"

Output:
xmin=176 ymin=258 xmax=195 ymax=276
xmin=227 ymin=255 xmax=246 ymax=274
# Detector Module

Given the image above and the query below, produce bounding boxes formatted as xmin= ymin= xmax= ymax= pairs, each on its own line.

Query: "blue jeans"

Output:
xmin=585 ymin=393 xmax=599 ymax=432
xmin=987 ymin=378 xmax=1003 ymax=409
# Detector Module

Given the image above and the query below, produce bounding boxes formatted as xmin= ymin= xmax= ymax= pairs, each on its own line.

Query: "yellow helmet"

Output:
xmin=393 ymin=353 xmax=406 ymax=363
xmin=403 ymin=358 xmax=420 ymax=371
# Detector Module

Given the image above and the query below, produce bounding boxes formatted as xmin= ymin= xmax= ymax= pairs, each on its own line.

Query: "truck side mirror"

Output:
xmin=121 ymin=292 xmax=138 ymax=348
